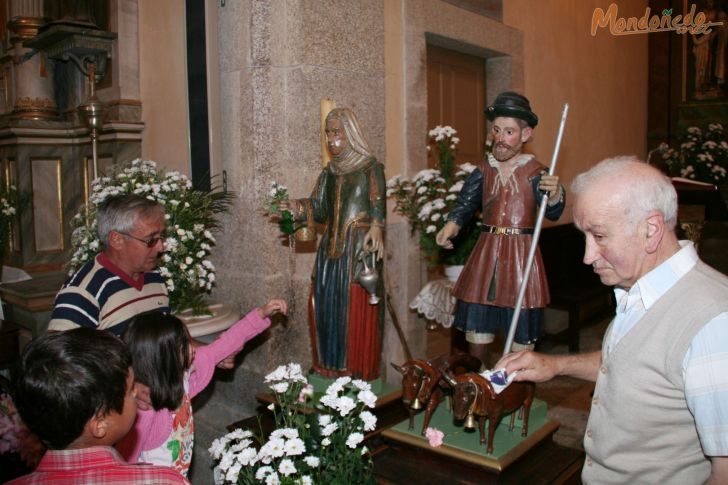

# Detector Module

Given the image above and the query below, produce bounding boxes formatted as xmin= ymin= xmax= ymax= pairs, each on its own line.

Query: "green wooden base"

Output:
xmin=382 ymin=398 xmax=558 ymax=471
xmin=305 ymin=373 xmax=401 ymax=406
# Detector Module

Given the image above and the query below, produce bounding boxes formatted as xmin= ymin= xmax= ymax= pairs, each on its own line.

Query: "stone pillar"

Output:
xmin=214 ymin=0 xmax=387 ymax=383
xmin=192 ymin=4 xmax=386 ymax=482
xmin=7 ymin=0 xmax=57 ymax=119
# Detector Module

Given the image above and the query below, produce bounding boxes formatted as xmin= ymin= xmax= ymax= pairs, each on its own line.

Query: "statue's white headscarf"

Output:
xmin=327 ymin=108 xmax=374 ymax=175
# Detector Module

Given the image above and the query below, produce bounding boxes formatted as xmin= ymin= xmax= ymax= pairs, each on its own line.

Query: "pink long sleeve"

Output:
xmin=117 ymin=308 xmax=271 ymax=463
xmin=116 ymin=407 xmax=169 ymax=463
xmin=188 ymin=308 xmax=271 ymax=398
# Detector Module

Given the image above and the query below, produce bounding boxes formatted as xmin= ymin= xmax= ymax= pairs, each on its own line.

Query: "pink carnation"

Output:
xmin=424 ymin=427 xmax=444 ymax=447
xmin=298 ymin=384 xmax=314 ymax=403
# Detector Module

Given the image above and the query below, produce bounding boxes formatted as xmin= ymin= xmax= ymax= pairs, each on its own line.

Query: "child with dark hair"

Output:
xmin=8 ymin=328 xmax=189 ymax=484
xmin=117 ymin=299 xmax=287 ymax=477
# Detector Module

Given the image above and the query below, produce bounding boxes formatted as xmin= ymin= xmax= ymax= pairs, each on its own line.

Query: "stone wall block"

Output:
xmin=217 ymin=0 xmax=250 ymax=72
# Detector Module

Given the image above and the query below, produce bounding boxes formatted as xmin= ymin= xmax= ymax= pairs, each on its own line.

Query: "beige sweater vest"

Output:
xmin=582 ymin=261 xmax=728 ymax=484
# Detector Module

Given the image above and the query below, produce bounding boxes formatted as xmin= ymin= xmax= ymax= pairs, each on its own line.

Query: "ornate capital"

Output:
xmin=8 ymin=17 xmax=45 ymax=41
xmin=13 ymin=96 xmax=58 ymax=120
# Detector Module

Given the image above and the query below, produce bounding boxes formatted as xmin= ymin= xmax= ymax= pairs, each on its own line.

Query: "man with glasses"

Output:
xmin=49 ymin=194 xmax=169 ymax=336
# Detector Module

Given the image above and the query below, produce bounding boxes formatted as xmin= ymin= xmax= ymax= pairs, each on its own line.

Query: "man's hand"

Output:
xmin=539 ymin=174 xmax=562 ymax=205
xmin=435 ymin=221 xmax=460 ymax=249
xmin=495 ymin=350 xmax=561 ymax=383
xmin=134 ymin=382 xmax=153 ymax=411
xmin=496 ymin=350 xmax=602 ymax=383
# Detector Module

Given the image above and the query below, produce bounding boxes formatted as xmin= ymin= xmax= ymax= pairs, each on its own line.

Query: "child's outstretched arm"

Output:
xmin=188 ymin=299 xmax=288 ymax=397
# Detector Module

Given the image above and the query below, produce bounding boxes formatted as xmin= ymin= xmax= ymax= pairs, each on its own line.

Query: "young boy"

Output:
xmin=8 ymin=328 xmax=189 ymax=484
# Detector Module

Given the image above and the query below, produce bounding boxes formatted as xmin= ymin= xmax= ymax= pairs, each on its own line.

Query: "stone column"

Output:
xmin=212 ymin=0 xmax=386 ymax=394
xmin=102 ymin=0 xmax=141 ymax=122
xmin=7 ymin=0 xmax=57 ymax=119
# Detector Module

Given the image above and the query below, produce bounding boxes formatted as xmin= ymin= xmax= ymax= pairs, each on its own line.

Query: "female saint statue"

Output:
xmin=286 ymin=108 xmax=385 ymax=380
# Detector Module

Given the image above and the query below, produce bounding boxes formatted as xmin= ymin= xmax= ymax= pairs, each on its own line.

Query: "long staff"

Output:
xmin=502 ymin=103 xmax=569 ymax=356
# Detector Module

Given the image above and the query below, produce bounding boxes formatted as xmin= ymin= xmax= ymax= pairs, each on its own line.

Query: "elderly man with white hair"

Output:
xmin=498 ymin=156 xmax=728 ymax=484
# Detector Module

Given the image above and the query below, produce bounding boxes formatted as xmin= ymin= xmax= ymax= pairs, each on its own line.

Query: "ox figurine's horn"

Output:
xmin=411 ymin=397 xmax=422 ymax=410
xmin=390 ymin=362 xmax=405 ymax=374
xmin=440 ymin=368 xmax=457 ymax=387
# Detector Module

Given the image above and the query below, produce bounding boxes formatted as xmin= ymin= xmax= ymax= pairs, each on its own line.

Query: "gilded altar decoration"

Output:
xmin=13 ymin=96 xmax=58 ymax=119
xmin=13 ymin=96 xmax=56 ymax=109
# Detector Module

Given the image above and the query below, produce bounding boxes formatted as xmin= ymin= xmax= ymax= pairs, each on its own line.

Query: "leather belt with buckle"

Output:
xmin=482 ymin=224 xmax=534 ymax=235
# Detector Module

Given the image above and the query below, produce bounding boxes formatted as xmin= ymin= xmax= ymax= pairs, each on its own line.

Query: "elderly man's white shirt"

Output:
xmin=608 ymin=240 xmax=728 ymax=456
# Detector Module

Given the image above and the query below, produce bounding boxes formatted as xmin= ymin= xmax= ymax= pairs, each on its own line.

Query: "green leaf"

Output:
xmin=278 ymin=211 xmax=295 ymax=235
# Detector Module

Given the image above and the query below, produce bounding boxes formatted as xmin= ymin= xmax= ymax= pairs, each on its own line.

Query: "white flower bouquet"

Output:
xmin=387 ymin=125 xmax=481 ymax=265
xmin=68 ymin=159 xmax=233 ymax=314
xmin=0 ymin=184 xmax=22 ymax=259
xmin=210 ymin=363 xmax=377 ymax=485
xmin=657 ymin=123 xmax=728 ymax=183
xmin=265 ymin=181 xmax=295 ymax=235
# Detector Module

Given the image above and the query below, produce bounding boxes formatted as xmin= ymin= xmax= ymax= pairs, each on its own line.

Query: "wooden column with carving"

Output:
xmin=6 ymin=2 xmax=57 ymax=120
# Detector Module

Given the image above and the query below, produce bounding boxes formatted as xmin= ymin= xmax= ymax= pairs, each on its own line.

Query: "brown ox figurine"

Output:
xmin=443 ymin=371 xmax=535 ymax=454
xmin=391 ymin=353 xmax=481 ymax=435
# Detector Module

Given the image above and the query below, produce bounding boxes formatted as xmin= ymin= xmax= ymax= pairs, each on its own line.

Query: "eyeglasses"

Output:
xmin=118 ymin=232 xmax=165 ymax=248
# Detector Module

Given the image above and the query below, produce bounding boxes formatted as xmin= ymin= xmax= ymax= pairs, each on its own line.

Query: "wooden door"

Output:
xmin=427 ymin=45 xmax=486 ymax=166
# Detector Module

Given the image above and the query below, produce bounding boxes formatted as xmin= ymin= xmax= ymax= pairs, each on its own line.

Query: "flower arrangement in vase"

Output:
xmin=0 ymin=184 xmax=27 ymax=277
xmin=0 ymin=184 xmax=19 ymax=255
xmin=655 ymin=123 xmax=728 ymax=184
xmin=386 ymin=125 xmax=481 ymax=267
xmin=209 ymin=363 xmax=377 ymax=485
xmin=68 ymin=159 xmax=233 ymax=315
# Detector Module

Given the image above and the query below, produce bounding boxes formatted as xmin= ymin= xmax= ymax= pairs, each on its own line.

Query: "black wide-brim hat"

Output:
xmin=486 ymin=91 xmax=538 ymax=128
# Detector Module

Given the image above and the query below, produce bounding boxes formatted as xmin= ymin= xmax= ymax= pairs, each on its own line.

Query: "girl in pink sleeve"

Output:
xmin=116 ymin=299 xmax=287 ymax=477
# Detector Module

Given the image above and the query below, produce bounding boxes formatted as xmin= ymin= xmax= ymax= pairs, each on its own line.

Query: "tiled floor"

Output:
xmin=424 ymin=314 xmax=610 ymax=451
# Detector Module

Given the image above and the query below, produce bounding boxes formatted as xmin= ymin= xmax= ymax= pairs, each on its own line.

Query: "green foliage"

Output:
xmin=387 ymin=125 xmax=481 ymax=266
xmin=265 ymin=181 xmax=298 ymax=235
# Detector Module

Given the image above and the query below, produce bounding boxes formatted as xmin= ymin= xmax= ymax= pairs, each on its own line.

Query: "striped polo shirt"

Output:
xmin=49 ymin=254 xmax=169 ymax=336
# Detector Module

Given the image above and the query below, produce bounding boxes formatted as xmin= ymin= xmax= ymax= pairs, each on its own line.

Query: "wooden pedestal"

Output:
xmin=374 ymin=432 xmax=584 ymax=484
